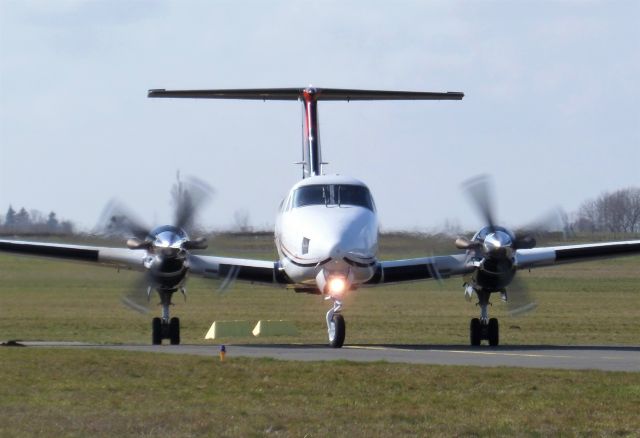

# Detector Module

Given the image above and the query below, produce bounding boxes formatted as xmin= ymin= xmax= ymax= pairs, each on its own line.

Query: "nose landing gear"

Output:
xmin=326 ymin=298 xmax=345 ymax=348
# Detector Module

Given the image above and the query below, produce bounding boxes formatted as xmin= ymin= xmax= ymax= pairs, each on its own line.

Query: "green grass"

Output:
xmin=1 ymin=233 xmax=639 ymax=436
xmin=1 ymin=348 xmax=639 ymax=437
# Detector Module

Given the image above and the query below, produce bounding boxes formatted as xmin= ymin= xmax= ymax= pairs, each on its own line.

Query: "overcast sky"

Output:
xmin=1 ymin=0 xmax=638 ymax=233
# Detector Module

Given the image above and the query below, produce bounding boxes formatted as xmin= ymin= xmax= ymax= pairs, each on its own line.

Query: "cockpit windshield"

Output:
xmin=292 ymin=184 xmax=375 ymax=211
xmin=293 ymin=185 xmax=327 ymax=208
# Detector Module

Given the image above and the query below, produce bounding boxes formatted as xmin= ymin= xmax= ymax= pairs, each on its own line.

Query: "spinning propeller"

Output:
xmin=456 ymin=175 xmax=567 ymax=316
xmin=96 ymin=175 xmax=214 ymax=313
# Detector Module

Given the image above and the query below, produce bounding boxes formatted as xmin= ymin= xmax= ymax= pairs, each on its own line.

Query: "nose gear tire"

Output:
xmin=328 ymin=314 xmax=345 ymax=348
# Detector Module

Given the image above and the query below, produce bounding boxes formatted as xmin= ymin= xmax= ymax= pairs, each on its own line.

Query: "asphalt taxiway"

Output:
xmin=7 ymin=341 xmax=640 ymax=372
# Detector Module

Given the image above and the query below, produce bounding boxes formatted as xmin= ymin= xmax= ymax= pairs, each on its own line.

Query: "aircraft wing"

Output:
xmin=187 ymin=254 xmax=288 ymax=285
xmin=366 ymin=254 xmax=473 ymax=284
xmin=0 ymin=239 xmax=289 ymax=286
xmin=366 ymin=239 xmax=640 ymax=285
xmin=0 ymin=239 xmax=146 ymax=269
xmin=515 ymin=240 xmax=640 ymax=269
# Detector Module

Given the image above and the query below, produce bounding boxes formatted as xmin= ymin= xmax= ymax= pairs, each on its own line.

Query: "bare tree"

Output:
xmin=573 ymin=187 xmax=640 ymax=234
xmin=233 ymin=209 xmax=252 ymax=232
xmin=622 ymin=188 xmax=640 ymax=233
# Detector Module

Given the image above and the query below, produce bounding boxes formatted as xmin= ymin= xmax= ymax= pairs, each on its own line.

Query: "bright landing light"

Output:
xmin=327 ymin=277 xmax=347 ymax=296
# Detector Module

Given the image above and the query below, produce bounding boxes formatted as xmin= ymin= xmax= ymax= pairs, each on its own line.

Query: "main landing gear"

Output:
xmin=326 ymin=298 xmax=345 ymax=348
xmin=469 ymin=291 xmax=499 ymax=347
xmin=152 ymin=317 xmax=180 ymax=345
xmin=151 ymin=291 xmax=181 ymax=345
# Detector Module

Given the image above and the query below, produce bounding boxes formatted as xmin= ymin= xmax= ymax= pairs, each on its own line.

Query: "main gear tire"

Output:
xmin=470 ymin=318 xmax=482 ymax=346
xmin=152 ymin=317 xmax=162 ymax=345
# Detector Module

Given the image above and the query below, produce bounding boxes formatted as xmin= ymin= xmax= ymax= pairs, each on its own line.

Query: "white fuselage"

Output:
xmin=274 ymin=174 xmax=379 ymax=291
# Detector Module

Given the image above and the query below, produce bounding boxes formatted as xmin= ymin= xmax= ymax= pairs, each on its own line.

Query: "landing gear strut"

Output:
xmin=469 ymin=291 xmax=499 ymax=347
xmin=151 ymin=291 xmax=180 ymax=345
xmin=326 ymin=298 xmax=345 ymax=348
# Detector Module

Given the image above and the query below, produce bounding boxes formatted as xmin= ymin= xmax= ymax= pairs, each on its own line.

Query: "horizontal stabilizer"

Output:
xmin=148 ymin=87 xmax=464 ymax=101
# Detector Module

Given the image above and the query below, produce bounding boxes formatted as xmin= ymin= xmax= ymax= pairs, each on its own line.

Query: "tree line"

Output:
xmin=572 ymin=187 xmax=640 ymax=234
xmin=0 ymin=206 xmax=74 ymax=234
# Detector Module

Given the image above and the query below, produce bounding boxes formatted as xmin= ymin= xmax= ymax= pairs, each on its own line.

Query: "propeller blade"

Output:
xmin=171 ymin=175 xmax=215 ymax=234
xmin=513 ymin=235 xmax=536 ymax=250
xmin=462 ymin=174 xmax=497 ymax=232
xmin=188 ymin=252 xmax=240 ymax=295
xmin=184 ymin=237 xmax=208 ymax=250
xmin=120 ymin=273 xmax=153 ymax=314
xmin=455 ymin=236 xmax=482 ymax=250
xmin=126 ymin=237 xmax=151 ymax=250
xmin=425 ymin=251 xmax=445 ymax=286
xmin=217 ymin=265 xmax=241 ymax=293
xmin=95 ymin=200 xmax=151 ymax=240
xmin=514 ymin=207 xmax=571 ymax=249
xmin=504 ymin=274 xmax=537 ymax=317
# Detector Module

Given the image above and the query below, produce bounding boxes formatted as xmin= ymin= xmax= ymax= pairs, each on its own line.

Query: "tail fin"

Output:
xmin=148 ymin=87 xmax=464 ymax=178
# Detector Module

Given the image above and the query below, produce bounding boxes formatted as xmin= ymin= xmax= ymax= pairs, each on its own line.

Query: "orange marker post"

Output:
xmin=219 ymin=345 xmax=226 ymax=362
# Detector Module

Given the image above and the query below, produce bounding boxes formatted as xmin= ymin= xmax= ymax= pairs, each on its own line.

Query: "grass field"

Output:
xmin=1 ymin=348 xmax=639 ymax=437
xmin=1 ymin=232 xmax=639 ymax=436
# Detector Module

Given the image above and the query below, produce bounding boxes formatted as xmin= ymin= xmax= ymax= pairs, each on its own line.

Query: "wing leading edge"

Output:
xmin=0 ymin=240 xmax=145 ymax=268
xmin=515 ymin=240 xmax=640 ymax=269
xmin=365 ymin=254 xmax=473 ymax=285
xmin=0 ymin=240 xmax=289 ymax=285
xmin=187 ymin=254 xmax=290 ymax=285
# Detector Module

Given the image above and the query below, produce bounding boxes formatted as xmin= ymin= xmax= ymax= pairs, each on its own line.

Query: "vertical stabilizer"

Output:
xmin=301 ymin=88 xmax=322 ymax=178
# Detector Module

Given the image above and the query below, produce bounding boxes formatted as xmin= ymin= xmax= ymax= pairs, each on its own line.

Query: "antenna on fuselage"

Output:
xmin=148 ymin=87 xmax=464 ymax=179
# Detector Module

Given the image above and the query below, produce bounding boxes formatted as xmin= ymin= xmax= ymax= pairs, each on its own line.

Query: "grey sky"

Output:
xmin=1 ymin=1 xmax=638 ymax=232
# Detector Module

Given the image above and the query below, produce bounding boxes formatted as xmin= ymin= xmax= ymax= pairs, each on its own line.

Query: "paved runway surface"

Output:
xmin=8 ymin=341 xmax=640 ymax=372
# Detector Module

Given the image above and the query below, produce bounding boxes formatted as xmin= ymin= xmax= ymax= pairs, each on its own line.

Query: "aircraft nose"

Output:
xmin=326 ymin=238 xmax=346 ymax=259
xmin=313 ymin=215 xmax=376 ymax=261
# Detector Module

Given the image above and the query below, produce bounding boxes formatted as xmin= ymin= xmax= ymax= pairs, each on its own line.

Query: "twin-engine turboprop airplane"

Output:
xmin=1 ymin=86 xmax=639 ymax=347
